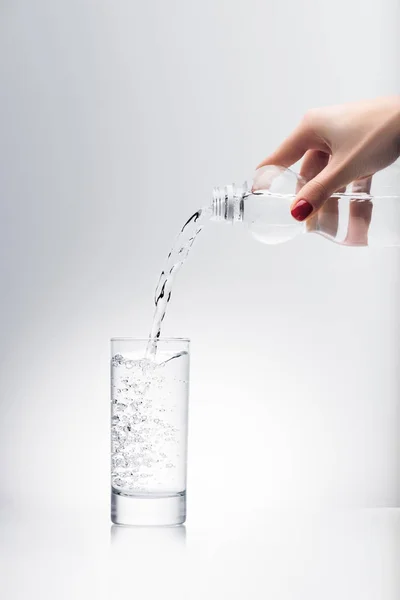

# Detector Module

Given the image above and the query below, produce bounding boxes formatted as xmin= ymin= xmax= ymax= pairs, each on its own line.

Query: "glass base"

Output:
xmin=111 ymin=490 xmax=186 ymax=526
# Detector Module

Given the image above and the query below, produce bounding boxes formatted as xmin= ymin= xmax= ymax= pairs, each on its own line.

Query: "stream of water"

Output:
xmin=147 ymin=206 xmax=211 ymax=355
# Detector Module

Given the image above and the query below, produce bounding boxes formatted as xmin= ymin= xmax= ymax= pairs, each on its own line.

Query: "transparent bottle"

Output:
xmin=211 ymin=164 xmax=400 ymax=247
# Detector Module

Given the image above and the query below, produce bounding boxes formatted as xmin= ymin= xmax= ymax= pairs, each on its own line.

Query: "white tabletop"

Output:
xmin=2 ymin=502 xmax=399 ymax=600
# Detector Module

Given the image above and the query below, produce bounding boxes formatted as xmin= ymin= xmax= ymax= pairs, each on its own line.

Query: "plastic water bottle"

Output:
xmin=211 ymin=164 xmax=400 ymax=247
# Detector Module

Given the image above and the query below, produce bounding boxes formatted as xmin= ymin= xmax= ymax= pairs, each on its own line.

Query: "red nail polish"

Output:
xmin=291 ymin=199 xmax=313 ymax=221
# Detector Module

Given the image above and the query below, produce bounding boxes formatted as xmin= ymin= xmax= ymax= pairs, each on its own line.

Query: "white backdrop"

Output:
xmin=1 ymin=0 xmax=400 ymax=526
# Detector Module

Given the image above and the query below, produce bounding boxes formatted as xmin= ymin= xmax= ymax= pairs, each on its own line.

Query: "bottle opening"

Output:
xmin=211 ymin=184 xmax=246 ymax=222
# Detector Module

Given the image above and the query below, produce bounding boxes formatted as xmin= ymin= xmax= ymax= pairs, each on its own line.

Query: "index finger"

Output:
xmin=257 ymin=123 xmax=328 ymax=170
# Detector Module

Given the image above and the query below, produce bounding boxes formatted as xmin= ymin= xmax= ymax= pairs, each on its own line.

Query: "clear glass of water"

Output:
xmin=111 ymin=338 xmax=190 ymax=526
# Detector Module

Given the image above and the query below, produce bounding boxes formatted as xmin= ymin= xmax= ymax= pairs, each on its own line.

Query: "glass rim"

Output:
xmin=111 ymin=337 xmax=190 ymax=343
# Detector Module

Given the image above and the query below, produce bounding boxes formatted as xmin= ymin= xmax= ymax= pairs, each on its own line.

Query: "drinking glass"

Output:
xmin=110 ymin=338 xmax=190 ymax=526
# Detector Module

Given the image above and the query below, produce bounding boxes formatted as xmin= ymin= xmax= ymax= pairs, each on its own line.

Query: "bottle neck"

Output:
xmin=211 ymin=183 xmax=248 ymax=222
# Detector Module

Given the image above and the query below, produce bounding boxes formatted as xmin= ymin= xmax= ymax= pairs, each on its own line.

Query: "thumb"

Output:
xmin=290 ymin=162 xmax=347 ymax=221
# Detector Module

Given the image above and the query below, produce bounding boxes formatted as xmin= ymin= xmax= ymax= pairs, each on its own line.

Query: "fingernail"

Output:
xmin=291 ymin=199 xmax=313 ymax=221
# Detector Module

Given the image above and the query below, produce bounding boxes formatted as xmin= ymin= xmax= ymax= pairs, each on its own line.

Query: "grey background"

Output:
xmin=1 ymin=0 xmax=400 ymax=534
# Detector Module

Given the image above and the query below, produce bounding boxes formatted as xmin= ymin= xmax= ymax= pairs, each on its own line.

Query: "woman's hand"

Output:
xmin=257 ymin=97 xmax=400 ymax=221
